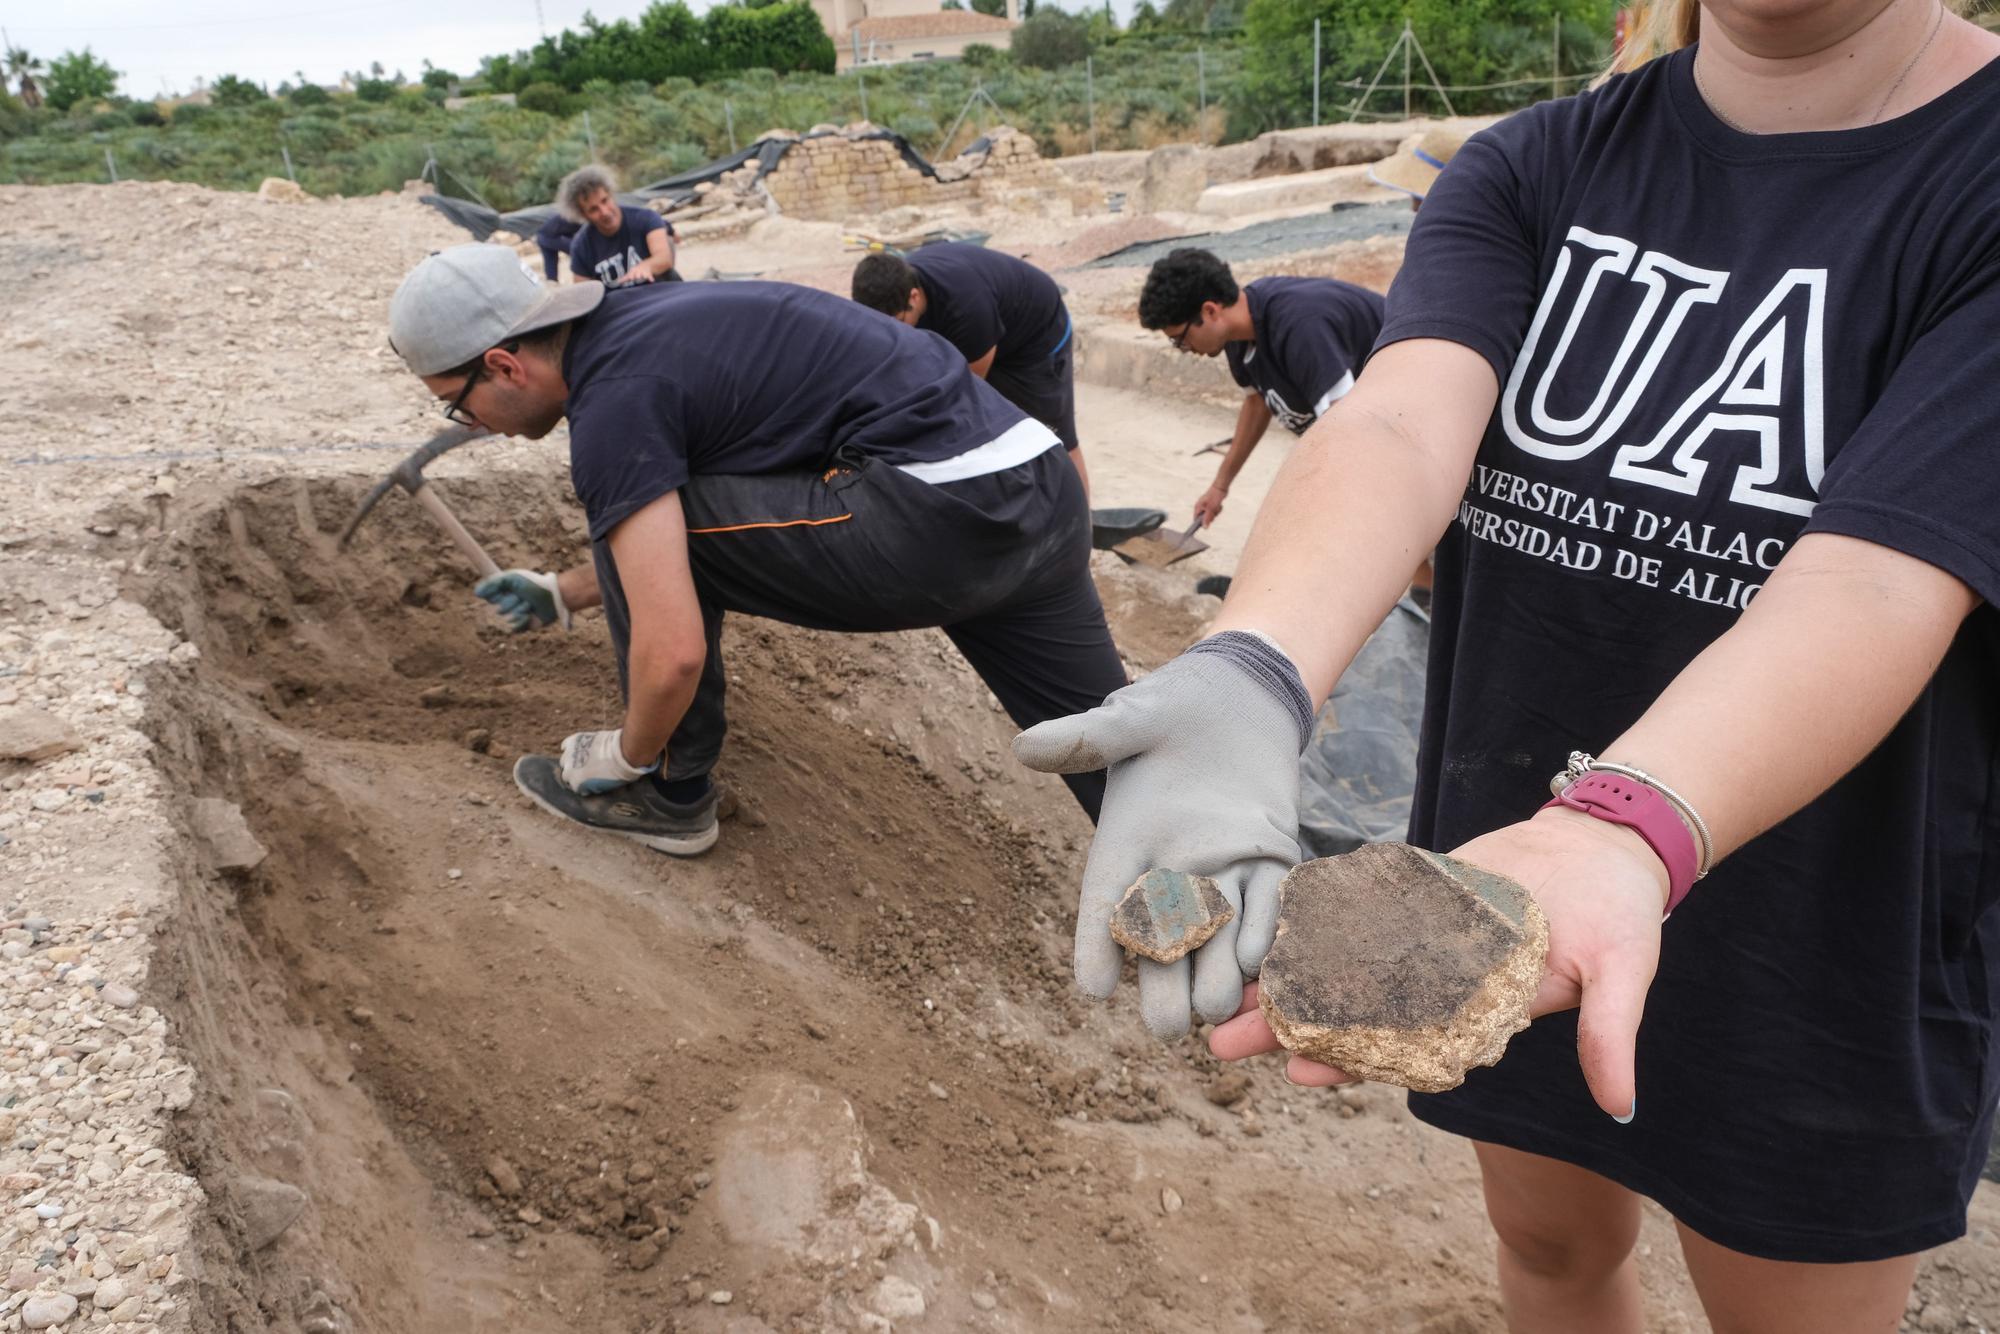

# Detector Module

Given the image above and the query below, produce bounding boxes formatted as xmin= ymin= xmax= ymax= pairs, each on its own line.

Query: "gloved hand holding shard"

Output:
xmin=1257 ymin=843 xmax=1548 ymax=1093
xmin=1013 ymin=630 xmax=1310 ymax=1039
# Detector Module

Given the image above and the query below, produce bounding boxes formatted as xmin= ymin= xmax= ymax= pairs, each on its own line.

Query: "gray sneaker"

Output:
xmin=512 ymin=755 xmax=720 ymax=856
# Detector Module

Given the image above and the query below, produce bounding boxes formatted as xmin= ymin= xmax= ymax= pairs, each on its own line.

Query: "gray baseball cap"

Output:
xmin=388 ymin=244 xmax=604 ymax=377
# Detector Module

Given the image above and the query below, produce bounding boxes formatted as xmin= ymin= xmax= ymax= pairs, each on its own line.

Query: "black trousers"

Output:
xmin=589 ymin=445 xmax=1126 ymax=819
xmin=987 ymin=311 xmax=1078 ymax=450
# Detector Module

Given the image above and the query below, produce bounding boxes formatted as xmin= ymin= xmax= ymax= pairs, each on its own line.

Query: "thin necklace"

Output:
xmin=1694 ymin=0 xmax=1946 ymax=133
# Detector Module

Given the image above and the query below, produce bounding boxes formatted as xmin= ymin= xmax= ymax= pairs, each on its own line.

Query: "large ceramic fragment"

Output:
xmin=1258 ymin=843 xmax=1547 ymax=1092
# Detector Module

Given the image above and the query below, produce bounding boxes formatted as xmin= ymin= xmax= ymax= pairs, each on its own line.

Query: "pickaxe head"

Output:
xmin=337 ymin=424 xmax=485 ymax=550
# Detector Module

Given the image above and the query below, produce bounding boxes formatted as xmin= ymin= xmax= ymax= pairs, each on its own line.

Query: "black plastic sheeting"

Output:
xmin=1297 ymin=595 xmax=1429 ymax=859
xmin=420 ymin=128 xmax=946 ymax=243
xmin=1081 ymin=202 xmax=1415 ymax=270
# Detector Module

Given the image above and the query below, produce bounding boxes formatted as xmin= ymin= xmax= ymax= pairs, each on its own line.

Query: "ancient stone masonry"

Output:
xmin=706 ymin=122 xmax=1082 ymax=223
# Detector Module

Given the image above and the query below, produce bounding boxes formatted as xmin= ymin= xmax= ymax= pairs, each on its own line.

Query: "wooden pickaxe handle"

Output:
xmin=409 ymin=481 xmax=501 ymax=580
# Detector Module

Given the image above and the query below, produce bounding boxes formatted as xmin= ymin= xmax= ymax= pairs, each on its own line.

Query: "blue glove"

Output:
xmin=474 ymin=569 xmax=572 ymax=633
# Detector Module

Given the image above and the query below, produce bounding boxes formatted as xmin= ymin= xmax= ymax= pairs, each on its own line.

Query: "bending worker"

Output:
xmin=1138 ymin=248 xmax=1383 ymax=530
xmin=387 ymin=246 xmax=1125 ymax=854
xmin=559 ymin=164 xmax=679 ymax=287
xmin=851 ymin=244 xmax=1087 ymax=495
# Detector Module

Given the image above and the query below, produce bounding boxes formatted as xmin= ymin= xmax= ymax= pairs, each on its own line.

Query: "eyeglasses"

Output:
xmin=439 ymin=341 xmax=518 ymax=426
xmin=1167 ymin=316 xmax=1204 ymax=351
xmin=440 ymin=362 xmax=487 ymax=427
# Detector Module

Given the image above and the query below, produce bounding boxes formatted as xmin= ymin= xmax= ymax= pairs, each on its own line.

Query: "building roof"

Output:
xmin=850 ymin=11 xmax=1016 ymax=40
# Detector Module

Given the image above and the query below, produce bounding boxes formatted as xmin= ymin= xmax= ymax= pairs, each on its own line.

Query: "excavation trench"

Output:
xmin=124 ymin=469 xmax=1209 ymax=1333
xmin=113 ymin=469 xmax=1513 ymax=1334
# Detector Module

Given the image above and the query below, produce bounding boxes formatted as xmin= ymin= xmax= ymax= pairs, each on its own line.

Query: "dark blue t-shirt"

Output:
xmin=1386 ymin=47 xmax=2000 ymax=1262
xmin=909 ymin=243 xmax=1070 ymax=366
xmin=1223 ymin=277 xmax=1384 ymax=435
xmin=569 ymin=205 xmax=672 ymax=285
xmin=562 ymin=281 xmax=1034 ymax=540
xmin=534 ymin=214 xmax=583 ymax=280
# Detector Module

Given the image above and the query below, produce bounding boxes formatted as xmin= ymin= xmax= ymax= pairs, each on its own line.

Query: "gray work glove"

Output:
xmin=474 ymin=569 xmax=572 ymax=633
xmin=1014 ymin=631 xmax=1310 ymax=1039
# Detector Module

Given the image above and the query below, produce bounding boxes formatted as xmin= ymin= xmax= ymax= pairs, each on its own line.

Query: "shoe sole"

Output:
xmin=513 ymin=767 xmax=720 ymax=858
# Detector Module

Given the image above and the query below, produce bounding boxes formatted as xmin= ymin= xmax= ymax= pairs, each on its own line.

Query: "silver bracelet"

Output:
xmin=1550 ymin=751 xmax=1715 ymax=879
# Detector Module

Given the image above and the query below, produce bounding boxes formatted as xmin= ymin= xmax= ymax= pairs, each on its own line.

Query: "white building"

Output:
xmin=812 ymin=0 xmax=1022 ymax=70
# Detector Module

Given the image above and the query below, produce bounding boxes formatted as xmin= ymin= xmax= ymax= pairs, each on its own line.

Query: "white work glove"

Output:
xmin=474 ymin=569 xmax=572 ymax=633
xmin=1014 ymin=631 xmax=1308 ymax=1039
xmin=559 ymin=728 xmax=657 ymax=795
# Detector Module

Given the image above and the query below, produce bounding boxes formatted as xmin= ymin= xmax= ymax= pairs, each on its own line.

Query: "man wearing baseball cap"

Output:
xmin=387 ymin=245 xmax=1126 ymax=853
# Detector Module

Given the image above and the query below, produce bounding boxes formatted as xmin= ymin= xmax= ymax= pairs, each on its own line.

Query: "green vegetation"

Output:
xmin=43 ymin=49 xmax=118 ymax=113
xmin=479 ymin=3 xmax=837 ymax=90
xmin=1234 ymin=0 xmax=1616 ymax=134
xmin=0 ymin=2 xmax=1613 ymax=206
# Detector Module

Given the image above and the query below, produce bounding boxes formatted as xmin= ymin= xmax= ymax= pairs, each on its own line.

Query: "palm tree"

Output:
xmin=5 ymin=48 xmax=43 ymax=109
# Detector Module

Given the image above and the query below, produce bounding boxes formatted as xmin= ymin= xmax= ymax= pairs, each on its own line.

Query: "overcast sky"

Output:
xmin=1 ymin=1 xmax=726 ymax=99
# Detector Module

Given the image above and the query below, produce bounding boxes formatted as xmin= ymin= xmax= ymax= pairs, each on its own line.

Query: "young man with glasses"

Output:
xmin=1138 ymin=248 xmax=1384 ymax=530
xmin=388 ymin=246 xmax=1125 ymax=854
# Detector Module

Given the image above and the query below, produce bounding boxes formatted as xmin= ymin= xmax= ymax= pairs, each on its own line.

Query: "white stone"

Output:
xmin=21 ymin=1292 xmax=79 ymax=1327
xmin=871 ymin=1276 xmax=926 ymax=1320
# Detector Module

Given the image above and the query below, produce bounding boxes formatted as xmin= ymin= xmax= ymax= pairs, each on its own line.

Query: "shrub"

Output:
xmin=211 ymin=74 xmax=267 ymax=106
xmin=1011 ymin=10 xmax=1093 ymax=69
xmin=129 ymin=100 xmax=165 ymax=126
xmin=289 ymin=83 xmax=331 ymax=106
xmin=44 ymin=49 xmax=118 ymax=112
xmin=517 ymin=81 xmax=568 ymax=115
xmin=355 ymin=78 xmax=395 ymax=103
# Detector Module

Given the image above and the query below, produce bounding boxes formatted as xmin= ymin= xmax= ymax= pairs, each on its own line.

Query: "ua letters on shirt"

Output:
xmin=569 ymin=205 xmax=672 ymax=285
xmin=1381 ymin=46 xmax=2000 ymax=1262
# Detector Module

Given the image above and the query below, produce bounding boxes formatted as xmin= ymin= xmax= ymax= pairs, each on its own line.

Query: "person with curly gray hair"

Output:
xmin=558 ymin=164 xmax=679 ymax=287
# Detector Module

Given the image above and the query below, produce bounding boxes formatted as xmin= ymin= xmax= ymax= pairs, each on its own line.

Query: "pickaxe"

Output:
xmin=337 ymin=424 xmax=500 ymax=579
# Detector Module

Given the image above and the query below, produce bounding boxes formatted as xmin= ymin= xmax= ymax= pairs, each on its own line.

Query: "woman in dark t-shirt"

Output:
xmin=1015 ymin=1 xmax=2000 ymax=1329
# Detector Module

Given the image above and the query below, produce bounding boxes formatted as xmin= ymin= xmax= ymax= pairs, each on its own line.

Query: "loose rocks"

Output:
xmin=1108 ymin=869 xmax=1233 ymax=964
xmin=871 ymin=1276 xmax=926 ymax=1320
xmin=0 ymin=706 xmax=82 ymax=762
xmin=21 ymin=1293 xmax=79 ymax=1328
xmin=231 ymin=1174 xmax=309 ymax=1251
xmin=188 ymin=797 xmax=268 ymax=872
xmin=1258 ymin=843 xmax=1548 ymax=1092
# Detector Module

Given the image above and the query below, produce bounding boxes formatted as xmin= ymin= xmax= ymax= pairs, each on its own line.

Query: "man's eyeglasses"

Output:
xmin=1167 ymin=316 xmax=1203 ymax=351
xmin=439 ymin=341 xmax=518 ymax=427
xmin=441 ymin=362 xmax=488 ymax=426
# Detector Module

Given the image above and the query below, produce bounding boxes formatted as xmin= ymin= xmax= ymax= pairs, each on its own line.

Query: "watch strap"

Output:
xmin=1541 ymin=771 xmax=1699 ymax=917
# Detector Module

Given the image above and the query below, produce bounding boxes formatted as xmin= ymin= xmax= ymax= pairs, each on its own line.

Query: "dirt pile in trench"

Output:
xmin=116 ymin=469 xmax=1529 ymax=1334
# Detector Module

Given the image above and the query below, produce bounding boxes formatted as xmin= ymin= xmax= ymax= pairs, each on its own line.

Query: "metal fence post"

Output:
xmin=859 ymin=69 xmax=868 ymax=122
xmin=725 ymin=99 xmax=736 ymax=153
xmin=104 ymin=148 xmax=118 ymax=183
xmin=1312 ymin=19 xmax=1321 ymax=126
xmin=1086 ymin=55 xmax=1097 ymax=154
xmin=1403 ymin=18 xmax=1412 ymax=119
xmin=281 ymin=144 xmax=297 ymax=183
xmin=583 ymin=108 xmax=597 ymax=159
xmin=1197 ymin=46 xmax=1206 ymax=135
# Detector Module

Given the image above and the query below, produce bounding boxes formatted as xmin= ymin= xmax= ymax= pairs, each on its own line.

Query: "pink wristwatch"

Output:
xmin=1541 ymin=760 xmax=1708 ymax=917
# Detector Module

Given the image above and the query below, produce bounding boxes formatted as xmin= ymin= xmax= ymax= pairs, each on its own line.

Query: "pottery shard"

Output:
xmin=1109 ymin=869 xmax=1234 ymax=964
xmin=189 ymin=798 xmax=268 ymax=872
xmin=0 ymin=707 xmax=82 ymax=763
xmin=1258 ymin=843 xmax=1548 ymax=1093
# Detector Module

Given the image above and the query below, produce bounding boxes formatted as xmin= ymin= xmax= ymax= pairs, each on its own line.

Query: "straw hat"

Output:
xmin=1368 ymin=128 xmax=1469 ymax=201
